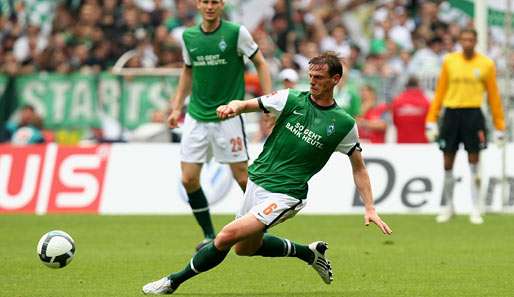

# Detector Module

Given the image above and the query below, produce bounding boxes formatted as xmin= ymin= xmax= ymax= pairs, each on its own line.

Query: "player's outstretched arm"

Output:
xmin=216 ymin=99 xmax=260 ymax=120
xmin=349 ymin=150 xmax=392 ymax=235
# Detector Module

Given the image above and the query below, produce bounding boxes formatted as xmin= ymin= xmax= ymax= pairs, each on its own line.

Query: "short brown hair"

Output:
xmin=308 ymin=52 xmax=343 ymax=77
xmin=460 ymin=28 xmax=477 ymax=38
xmin=406 ymin=76 xmax=419 ymax=88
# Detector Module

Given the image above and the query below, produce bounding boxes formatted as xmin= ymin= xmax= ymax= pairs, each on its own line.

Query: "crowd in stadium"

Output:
xmin=0 ymin=0 xmax=505 ymax=144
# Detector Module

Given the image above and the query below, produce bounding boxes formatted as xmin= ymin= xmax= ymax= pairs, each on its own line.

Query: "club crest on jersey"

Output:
xmin=327 ymin=123 xmax=335 ymax=136
xmin=473 ymin=68 xmax=481 ymax=79
xmin=219 ymin=38 xmax=227 ymax=52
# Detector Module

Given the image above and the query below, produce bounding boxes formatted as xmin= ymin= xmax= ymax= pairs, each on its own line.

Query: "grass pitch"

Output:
xmin=1 ymin=214 xmax=513 ymax=297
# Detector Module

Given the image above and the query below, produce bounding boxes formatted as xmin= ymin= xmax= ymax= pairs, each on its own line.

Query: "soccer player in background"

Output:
xmin=425 ymin=28 xmax=506 ymax=224
xmin=167 ymin=0 xmax=272 ymax=250
xmin=143 ymin=52 xmax=392 ymax=295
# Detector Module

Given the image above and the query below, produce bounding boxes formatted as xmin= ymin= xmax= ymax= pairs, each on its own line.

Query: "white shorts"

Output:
xmin=237 ymin=179 xmax=307 ymax=230
xmin=180 ymin=113 xmax=249 ymax=163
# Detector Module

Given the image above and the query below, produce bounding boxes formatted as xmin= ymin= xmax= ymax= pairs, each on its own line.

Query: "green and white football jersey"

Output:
xmin=248 ymin=89 xmax=360 ymax=200
xmin=182 ymin=20 xmax=258 ymax=122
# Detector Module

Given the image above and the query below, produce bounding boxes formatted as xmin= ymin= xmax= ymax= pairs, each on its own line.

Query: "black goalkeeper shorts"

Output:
xmin=438 ymin=108 xmax=487 ymax=153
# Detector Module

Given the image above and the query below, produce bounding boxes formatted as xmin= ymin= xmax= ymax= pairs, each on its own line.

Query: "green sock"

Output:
xmin=253 ymin=234 xmax=314 ymax=264
xmin=169 ymin=242 xmax=229 ymax=286
xmin=187 ymin=188 xmax=215 ymax=239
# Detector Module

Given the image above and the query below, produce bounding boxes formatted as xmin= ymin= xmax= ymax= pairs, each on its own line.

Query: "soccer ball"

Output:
xmin=37 ymin=230 xmax=76 ymax=268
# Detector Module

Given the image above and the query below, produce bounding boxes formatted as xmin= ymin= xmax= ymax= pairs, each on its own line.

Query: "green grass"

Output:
xmin=1 ymin=214 xmax=513 ymax=297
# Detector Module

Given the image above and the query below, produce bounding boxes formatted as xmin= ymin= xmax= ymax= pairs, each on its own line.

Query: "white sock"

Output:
xmin=469 ymin=164 xmax=480 ymax=213
xmin=442 ymin=170 xmax=454 ymax=208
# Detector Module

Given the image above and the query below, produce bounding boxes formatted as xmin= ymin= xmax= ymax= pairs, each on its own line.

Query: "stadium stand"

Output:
xmin=0 ymin=0 xmax=512 ymax=144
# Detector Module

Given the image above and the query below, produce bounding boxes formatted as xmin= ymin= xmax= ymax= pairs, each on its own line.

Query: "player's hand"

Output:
xmin=425 ymin=122 xmax=439 ymax=142
xmin=217 ymin=100 xmax=242 ymax=120
xmin=364 ymin=207 xmax=392 ymax=235
xmin=494 ymin=130 xmax=506 ymax=147
xmin=167 ymin=109 xmax=181 ymax=128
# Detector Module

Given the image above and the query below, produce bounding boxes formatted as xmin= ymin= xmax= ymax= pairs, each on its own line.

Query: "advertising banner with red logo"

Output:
xmin=0 ymin=144 xmax=110 ymax=214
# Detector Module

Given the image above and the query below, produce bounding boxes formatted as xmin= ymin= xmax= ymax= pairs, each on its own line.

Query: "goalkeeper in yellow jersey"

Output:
xmin=426 ymin=28 xmax=505 ymax=225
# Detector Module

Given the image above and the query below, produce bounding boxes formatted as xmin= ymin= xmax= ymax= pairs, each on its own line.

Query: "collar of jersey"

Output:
xmin=200 ymin=20 xmax=223 ymax=35
xmin=309 ymin=95 xmax=337 ymax=110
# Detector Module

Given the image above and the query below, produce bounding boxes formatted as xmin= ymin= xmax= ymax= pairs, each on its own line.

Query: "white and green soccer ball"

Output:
xmin=37 ymin=230 xmax=76 ymax=268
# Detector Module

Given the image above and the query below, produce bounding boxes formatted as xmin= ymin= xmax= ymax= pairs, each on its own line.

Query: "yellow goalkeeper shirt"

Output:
xmin=426 ymin=51 xmax=505 ymax=130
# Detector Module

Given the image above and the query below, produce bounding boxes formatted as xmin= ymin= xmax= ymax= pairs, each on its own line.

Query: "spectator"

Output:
xmin=407 ymin=36 xmax=443 ymax=97
xmin=385 ymin=39 xmax=407 ymax=73
xmin=441 ymin=32 xmax=457 ymax=54
xmin=356 ymin=85 xmax=388 ymax=143
xmin=254 ymin=31 xmax=282 ymax=78
xmin=362 ymin=53 xmax=396 ymax=104
xmin=389 ymin=7 xmax=414 ymax=51
xmin=252 ymin=67 xmax=301 ymax=143
xmin=334 ymin=63 xmax=361 ymax=118
xmin=13 ymin=25 xmax=47 ymax=64
xmin=348 ymin=43 xmax=363 ymax=73
xmin=391 ymin=77 xmax=430 ymax=143
xmin=1 ymin=51 xmax=20 ymax=75
xmin=319 ymin=24 xmax=352 ymax=59
xmin=269 ymin=12 xmax=290 ymax=53
xmin=251 ymin=113 xmax=275 ymax=143
xmin=4 ymin=104 xmax=45 ymax=145
xmin=127 ymin=109 xmax=171 ymax=143
xmin=278 ymin=68 xmax=298 ymax=89
xmin=0 ymin=0 xmax=508 ymax=146
xmin=84 ymin=41 xmax=115 ymax=72
xmin=294 ymin=40 xmax=319 ymax=73
xmin=279 ymin=52 xmax=300 ymax=71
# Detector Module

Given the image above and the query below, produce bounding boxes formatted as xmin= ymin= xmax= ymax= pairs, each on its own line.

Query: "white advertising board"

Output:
xmin=1 ymin=143 xmax=512 ymax=214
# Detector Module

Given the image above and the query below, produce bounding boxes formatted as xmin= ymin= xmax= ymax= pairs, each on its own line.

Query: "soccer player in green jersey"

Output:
xmin=143 ymin=52 xmax=392 ymax=295
xmin=167 ymin=0 xmax=272 ymax=250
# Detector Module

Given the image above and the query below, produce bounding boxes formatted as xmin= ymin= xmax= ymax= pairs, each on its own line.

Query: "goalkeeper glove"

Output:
xmin=425 ymin=123 xmax=439 ymax=142
xmin=494 ymin=130 xmax=506 ymax=147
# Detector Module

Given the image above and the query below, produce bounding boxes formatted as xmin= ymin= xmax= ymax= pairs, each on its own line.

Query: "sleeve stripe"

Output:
xmin=258 ymin=97 xmax=270 ymax=113
xmin=249 ymin=47 xmax=259 ymax=59
xmin=347 ymin=143 xmax=362 ymax=156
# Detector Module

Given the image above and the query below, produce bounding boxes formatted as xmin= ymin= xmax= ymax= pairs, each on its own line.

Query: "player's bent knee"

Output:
xmin=181 ymin=176 xmax=200 ymax=192
xmin=214 ymin=228 xmax=238 ymax=249
xmin=233 ymin=243 xmax=258 ymax=256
